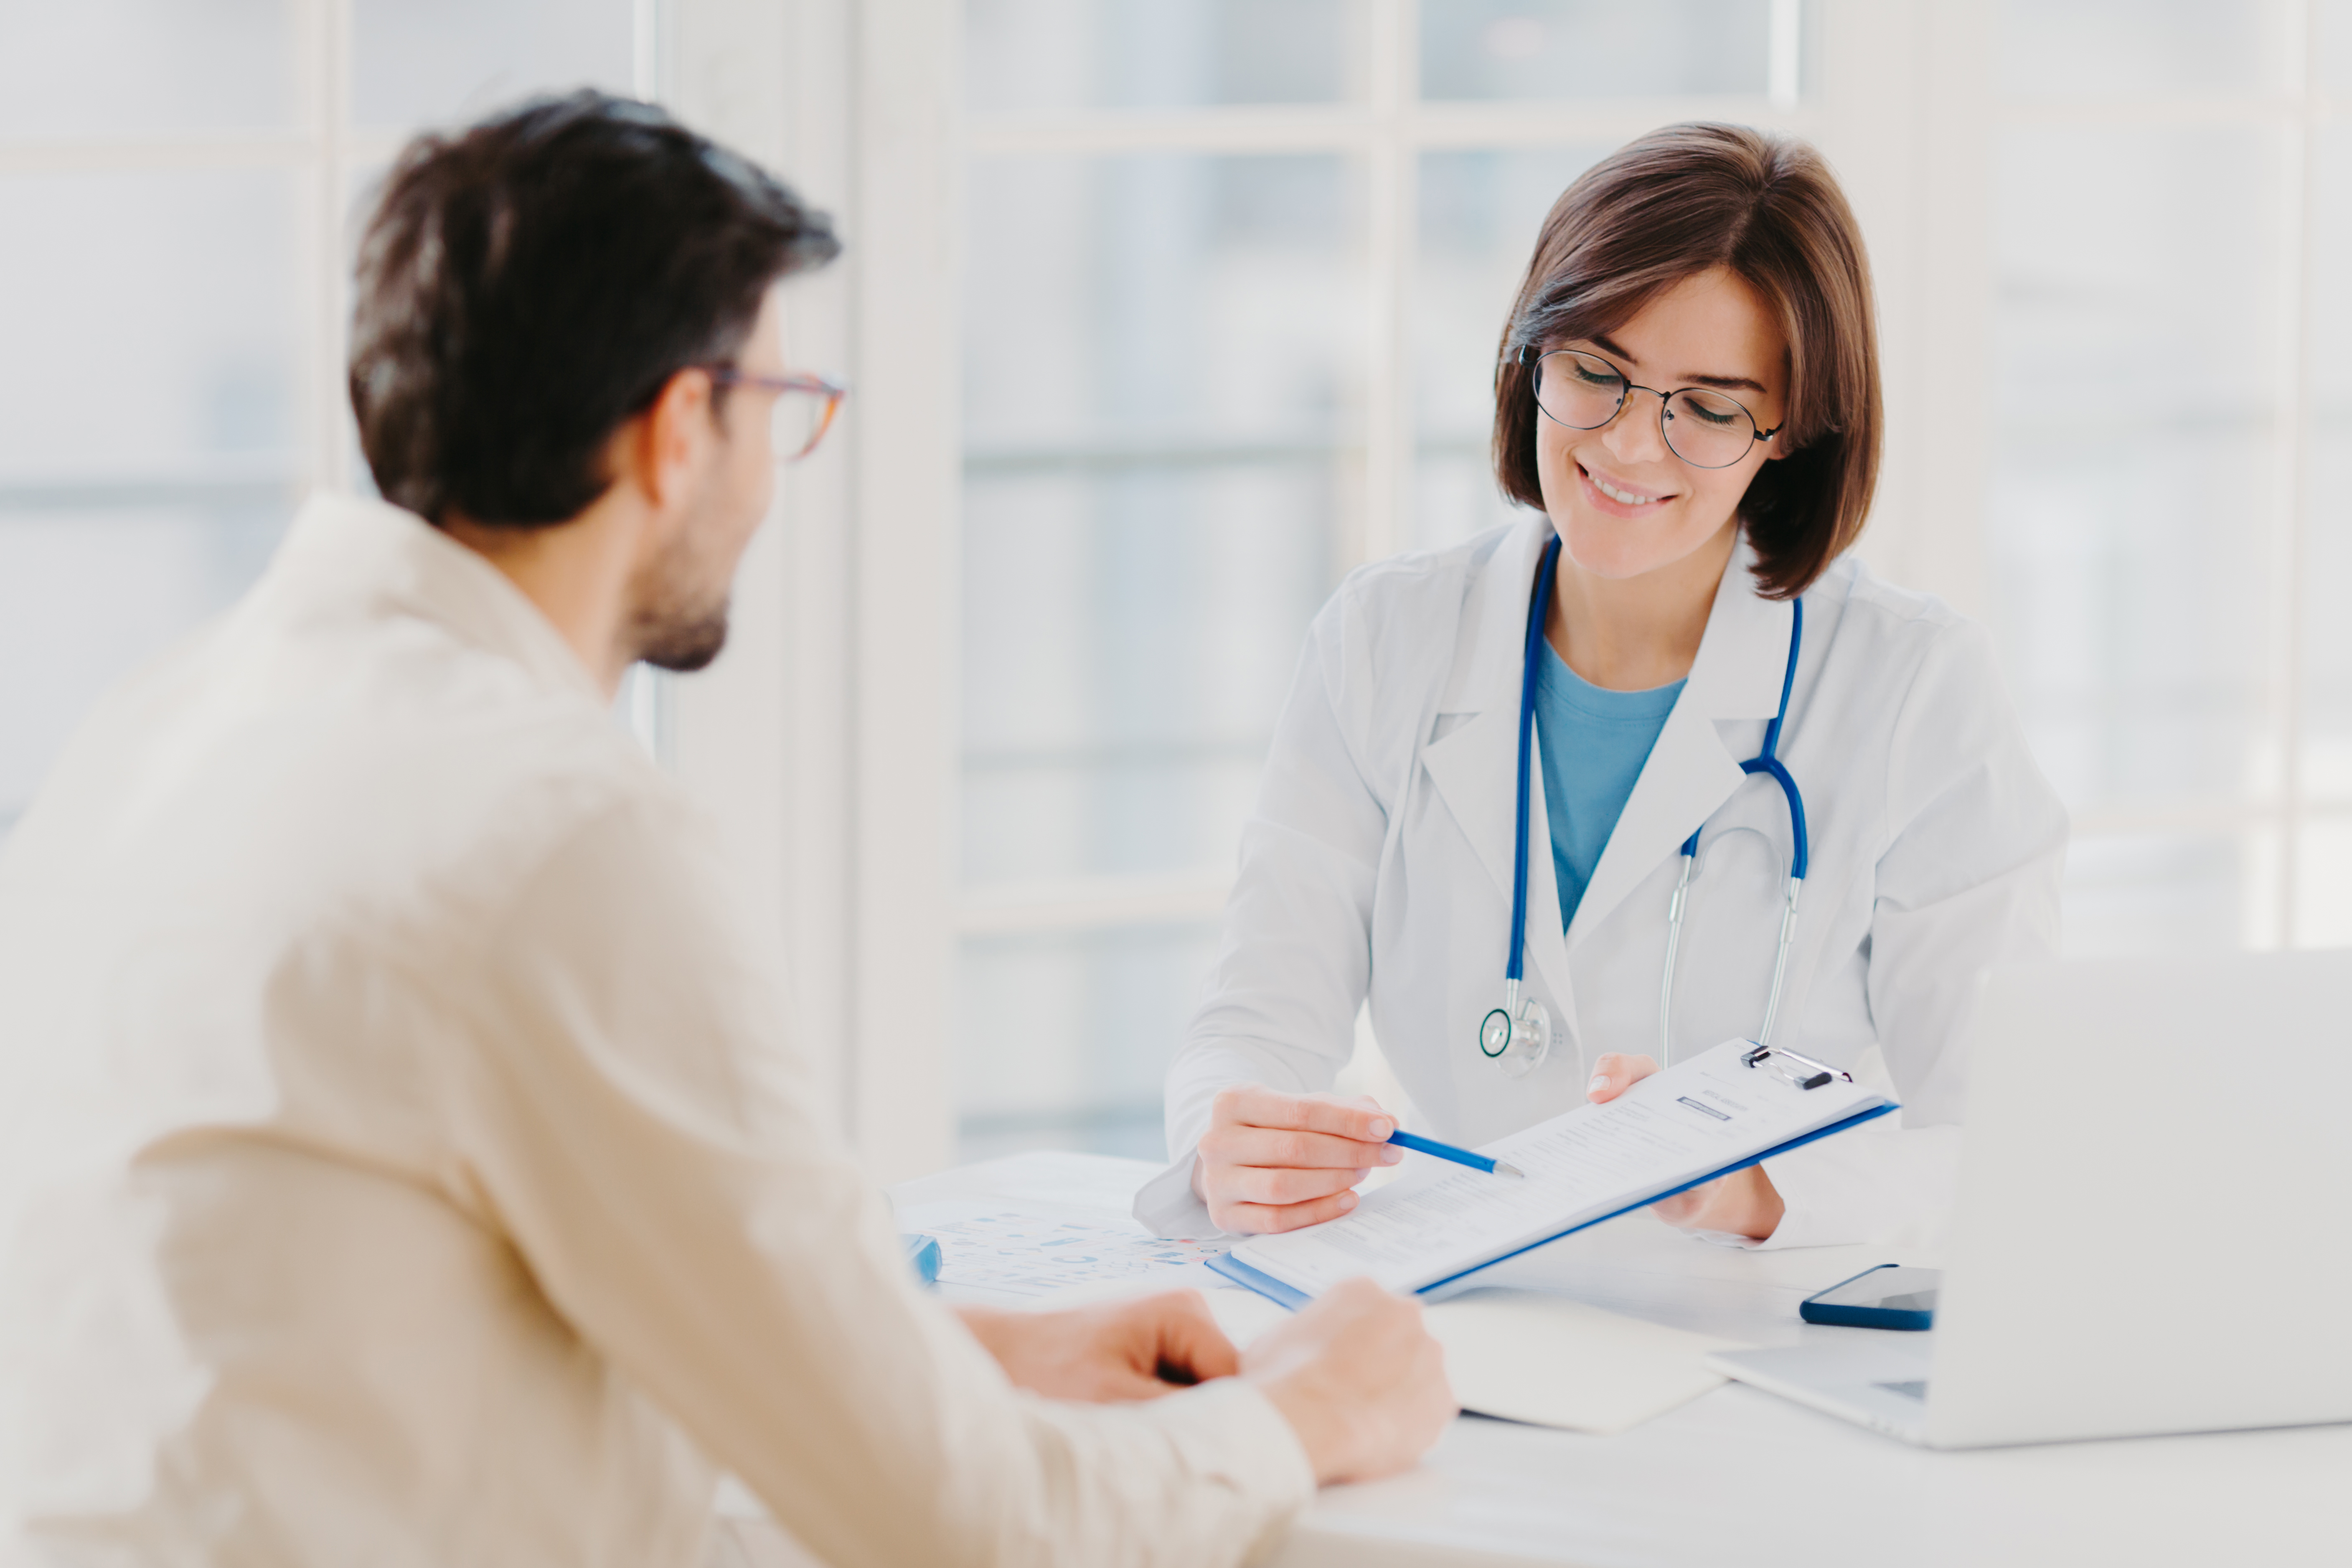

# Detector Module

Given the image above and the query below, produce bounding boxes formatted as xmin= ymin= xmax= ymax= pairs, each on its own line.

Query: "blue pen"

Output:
xmin=1385 ymin=1128 xmax=1524 ymax=1179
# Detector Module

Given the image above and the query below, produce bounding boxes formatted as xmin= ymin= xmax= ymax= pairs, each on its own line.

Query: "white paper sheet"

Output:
xmin=1205 ymin=1286 xmax=1749 ymax=1435
xmin=1231 ymin=1039 xmax=1892 ymax=1297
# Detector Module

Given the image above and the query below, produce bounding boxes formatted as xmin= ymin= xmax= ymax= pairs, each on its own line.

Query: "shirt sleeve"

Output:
xmin=1758 ymin=618 xmax=2067 ymax=1250
xmin=1139 ymin=597 xmax=1395 ymax=1237
xmin=437 ymin=792 xmax=1316 ymax=1568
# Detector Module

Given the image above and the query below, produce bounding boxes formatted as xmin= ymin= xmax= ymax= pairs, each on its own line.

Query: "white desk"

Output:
xmin=720 ymin=1151 xmax=2348 ymax=1568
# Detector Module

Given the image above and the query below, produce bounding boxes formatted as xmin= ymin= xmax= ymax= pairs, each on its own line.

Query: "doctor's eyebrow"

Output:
xmin=1585 ymin=333 xmax=1770 ymax=395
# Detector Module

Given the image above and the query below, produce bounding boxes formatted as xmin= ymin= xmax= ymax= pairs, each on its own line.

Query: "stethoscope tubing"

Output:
xmin=1659 ymin=597 xmax=1807 ymax=1059
xmin=1498 ymin=537 xmax=1809 ymax=1069
xmin=1505 ymin=534 xmax=1565 ymax=996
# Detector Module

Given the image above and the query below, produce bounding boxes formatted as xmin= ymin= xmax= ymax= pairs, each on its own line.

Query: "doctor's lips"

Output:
xmin=1576 ymin=460 xmax=1675 ymax=512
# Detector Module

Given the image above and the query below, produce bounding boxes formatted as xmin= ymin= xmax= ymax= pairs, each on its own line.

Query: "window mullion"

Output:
xmin=310 ymin=0 xmax=353 ymax=496
xmin=1359 ymin=0 xmax=1413 ymax=569
xmin=2276 ymin=3 xmax=2321 ymax=946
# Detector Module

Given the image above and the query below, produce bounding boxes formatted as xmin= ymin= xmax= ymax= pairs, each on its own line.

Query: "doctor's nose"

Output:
xmin=1598 ymin=390 xmax=1671 ymax=467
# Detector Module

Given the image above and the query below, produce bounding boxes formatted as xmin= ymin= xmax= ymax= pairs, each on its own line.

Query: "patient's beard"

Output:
xmin=634 ymin=600 xmax=729 ymax=673
xmin=625 ymin=522 xmax=731 ymax=674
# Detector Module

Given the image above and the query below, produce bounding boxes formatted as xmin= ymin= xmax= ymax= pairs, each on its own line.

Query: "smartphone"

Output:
xmin=1799 ymin=1264 xmax=1940 ymax=1331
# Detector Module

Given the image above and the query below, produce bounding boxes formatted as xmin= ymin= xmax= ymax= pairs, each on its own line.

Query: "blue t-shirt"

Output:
xmin=1533 ymin=642 xmax=1684 ymax=928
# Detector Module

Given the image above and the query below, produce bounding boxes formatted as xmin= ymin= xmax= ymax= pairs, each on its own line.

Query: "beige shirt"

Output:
xmin=0 ymin=494 xmax=1313 ymax=1567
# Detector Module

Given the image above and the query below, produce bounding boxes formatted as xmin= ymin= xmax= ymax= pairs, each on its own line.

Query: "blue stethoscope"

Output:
xmin=1477 ymin=533 xmax=1810 ymax=1078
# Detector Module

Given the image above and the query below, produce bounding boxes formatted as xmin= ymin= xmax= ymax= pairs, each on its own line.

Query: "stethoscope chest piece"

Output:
xmin=1478 ymin=992 xmax=1551 ymax=1078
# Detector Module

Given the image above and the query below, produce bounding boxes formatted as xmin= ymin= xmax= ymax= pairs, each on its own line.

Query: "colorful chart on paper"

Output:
xmin=897 ymin=1202 xmax=1232 ymax=1298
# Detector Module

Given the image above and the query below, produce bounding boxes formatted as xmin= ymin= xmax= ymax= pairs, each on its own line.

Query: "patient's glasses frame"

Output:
xmin=706 ymin=366 xmax=848 ymax=462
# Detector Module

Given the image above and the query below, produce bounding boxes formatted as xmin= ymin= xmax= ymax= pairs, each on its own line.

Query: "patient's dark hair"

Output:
xmin=350 ymin=90 xmax=840 ymax=528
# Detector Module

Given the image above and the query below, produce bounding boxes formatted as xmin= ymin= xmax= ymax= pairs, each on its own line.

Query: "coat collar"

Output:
xmin=1419 ymin=516 xmax=1798 ymax=1012
xmin=1570 ymin=532 xmax=1793 ymax=947
xmin=261 ymin=491 xmax=606 ymax=706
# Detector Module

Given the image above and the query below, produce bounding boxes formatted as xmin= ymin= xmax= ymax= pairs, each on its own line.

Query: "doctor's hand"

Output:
xmin=1585 ymin=1052 xmax=1786 ymax=1242
xmin=1191 ymin=1085 xmax=1404 ymax=1234
xmin=955 ymin=1291 xmax=1241 ymax=1403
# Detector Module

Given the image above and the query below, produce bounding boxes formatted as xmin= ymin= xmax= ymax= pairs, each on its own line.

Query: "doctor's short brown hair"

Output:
xmin=1491 ymin=122 xmax=1881 ymax=600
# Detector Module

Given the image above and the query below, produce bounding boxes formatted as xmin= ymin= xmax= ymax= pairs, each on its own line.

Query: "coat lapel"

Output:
xmin=1565 ymin=537 xmax=1793 ymax=950
xmin=1418 ymin=517 xmax=1578 ymax=1028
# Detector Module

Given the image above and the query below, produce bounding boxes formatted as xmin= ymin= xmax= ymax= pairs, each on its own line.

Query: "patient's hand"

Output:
xmin=956 ymin=1291 xmax=1241 ymax=1402
xmin=1584 ymin=1052 xmax=1786 ymax=1242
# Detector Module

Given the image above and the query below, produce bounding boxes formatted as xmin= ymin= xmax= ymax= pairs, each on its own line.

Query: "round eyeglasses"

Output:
xmin=707 ymin=368 xmax=849 ymax=463
xmin=1519 ymin=345 xmax=1779 ymax=470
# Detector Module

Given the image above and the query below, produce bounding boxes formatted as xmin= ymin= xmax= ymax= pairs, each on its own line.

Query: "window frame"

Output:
xmin=20 ymin=2 xmax=2340 ymax=1182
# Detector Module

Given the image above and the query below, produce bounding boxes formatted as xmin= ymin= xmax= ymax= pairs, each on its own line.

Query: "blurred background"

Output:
xmin=5 ymin=0 xmax=2350 ymax=1175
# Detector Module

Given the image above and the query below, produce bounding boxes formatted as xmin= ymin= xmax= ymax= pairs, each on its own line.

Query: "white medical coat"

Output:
xmin=1137 ymin=516 xmax=2068 ymax=1247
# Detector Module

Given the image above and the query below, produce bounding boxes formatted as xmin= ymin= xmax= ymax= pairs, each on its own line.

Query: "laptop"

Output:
xmin=1707 ymin=948 xmax=2352 ymax=1448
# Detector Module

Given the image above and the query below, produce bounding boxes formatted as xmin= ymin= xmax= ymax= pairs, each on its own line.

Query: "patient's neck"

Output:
xmin=441 ymin=493 xmax=648 ymax=698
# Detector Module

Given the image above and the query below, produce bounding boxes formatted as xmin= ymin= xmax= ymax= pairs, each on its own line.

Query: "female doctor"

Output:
xmin=1136 ymin=123 xmax=2067 ymax=1246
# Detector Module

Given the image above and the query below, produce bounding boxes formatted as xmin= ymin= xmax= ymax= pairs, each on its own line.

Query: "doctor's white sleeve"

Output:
xmin=444 ymin=793 xmax=1314 ymax=1567
xmin=1137 ymin=595 xmax=1394 ymax=1237
xmin=1758 ymin=619 xmax=2068 ymax=1250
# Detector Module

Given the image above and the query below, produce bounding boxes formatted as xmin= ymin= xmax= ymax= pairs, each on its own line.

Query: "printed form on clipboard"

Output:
xmin=1209 ymin=1039 xmax=1898 ymax=1307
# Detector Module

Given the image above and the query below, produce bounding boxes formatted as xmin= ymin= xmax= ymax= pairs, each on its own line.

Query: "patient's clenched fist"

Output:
xmin=958 ymin=1291 xmax=1241 ymax=1402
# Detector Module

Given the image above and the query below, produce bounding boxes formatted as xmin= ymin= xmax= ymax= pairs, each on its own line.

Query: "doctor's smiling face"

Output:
xmin=1533 ymin=264 xmax=1786 ymax=589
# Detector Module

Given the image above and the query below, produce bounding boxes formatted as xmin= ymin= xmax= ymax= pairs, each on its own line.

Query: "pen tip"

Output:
xmin=1495 ymin=1162 xmax=1525 ymax=1179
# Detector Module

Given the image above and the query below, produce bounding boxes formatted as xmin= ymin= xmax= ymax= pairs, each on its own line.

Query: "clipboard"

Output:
xmin=1207 ymin=1044 xmax=1897 ymax=1309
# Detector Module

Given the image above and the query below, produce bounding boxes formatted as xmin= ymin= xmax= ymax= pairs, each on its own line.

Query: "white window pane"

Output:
xmin=2294 ymin=818 xmax=2352 ymax=946
xmin=2065 ymin=832 xmax=2278 ymax=958
xmin=1413 ymin=454 xmax=1523 ymax=557
xmin=966 ymin=0 xmax=1358 ymax=112
xmin=0 ymin=506 xmax=289 ymax=830
xmin=2317 ymin=0 xmax=2352 ymax=97
xmin=965 ymin=154 xmax=1364 ymax=448
xmin=1998 ymin=0 xmax=2296 ymax=99
xmin=2303 ymin=125 xmax=2352 ymax=805
xmin=0 ymin=0 xmax=298 ymax=138
xmin=352 ymin=0 xmax=636 ymax=131
xmin=956 ymin=923 xmax=1218 ymax=1161
xmin=1419 ymin=1 xmax=1772 ymax=102
xmin=1412 ymin=146 xmax=1605 ymax=551
xmin=0 ymin=170 xmax=302 ymax=482
xmin=963 ymin=465 xmax=1331 ymax=884
xmin=0 ymin=177 xmax=300 ymax=833
xmin=1987 ymin=126 xmax=2283 ymax=818
xmin=962 ymin=153 xmax=1359 ymax=886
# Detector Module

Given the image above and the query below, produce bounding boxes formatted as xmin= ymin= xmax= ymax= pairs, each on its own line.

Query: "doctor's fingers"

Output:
xmin=1211 ymin=1084 xmax=1396 ymax=1145
xmin=1209 ymin=1188 xmax=1363 ymax=1235
xmin=1586 ymin=1052 xmax=1662 ymax=1104
xmin=1214 ymin=1162 xmax=1372 ymax=1208
xmin=1201 ymin=1123 xmax=1402 ymax=1171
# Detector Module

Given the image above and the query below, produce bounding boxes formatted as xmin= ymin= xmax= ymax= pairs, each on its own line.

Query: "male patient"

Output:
xmin=0 ymin=93 xmax=1450 ymax=1565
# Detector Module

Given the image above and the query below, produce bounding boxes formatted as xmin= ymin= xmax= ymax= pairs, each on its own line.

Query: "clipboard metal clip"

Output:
xmin=1740 ymin=1042 xmax=1849 ymax=1092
